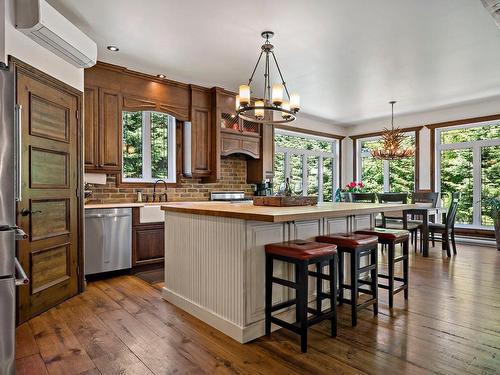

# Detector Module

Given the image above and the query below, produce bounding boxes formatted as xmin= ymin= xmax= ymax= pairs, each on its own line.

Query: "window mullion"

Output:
xmin=302 ymin=155 xmax=308 ymax=196
xmin=143 ymin=112 xmax=152 ymax=181
xmin=472 ymin=145 xmax=482 ymax=226
xmin=318 ymin=155 xmax=324 ymax=202
xmin=383 ymin=160 xmax=390 ymax=192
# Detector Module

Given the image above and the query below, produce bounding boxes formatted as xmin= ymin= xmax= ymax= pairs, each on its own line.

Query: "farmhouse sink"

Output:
xmin=139 ymin=205 xmax=164 ymax=223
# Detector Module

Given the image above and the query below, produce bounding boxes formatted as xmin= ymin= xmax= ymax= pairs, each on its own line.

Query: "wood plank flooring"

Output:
xmin=16 ymin=243 xmax=500 ymax=375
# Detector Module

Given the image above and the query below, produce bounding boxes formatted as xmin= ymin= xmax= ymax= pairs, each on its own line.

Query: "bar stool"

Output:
xmin=316 ymin=233 xmax=378 ymax=327
xmin=356 ymin=228 xmax=409 ymax=308
xmin=265 ymin=240 xmax=338 ymax=353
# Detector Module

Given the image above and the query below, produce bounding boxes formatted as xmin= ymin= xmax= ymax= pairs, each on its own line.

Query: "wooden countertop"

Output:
xmin=161 ymin=201 xmax=416 ymax=223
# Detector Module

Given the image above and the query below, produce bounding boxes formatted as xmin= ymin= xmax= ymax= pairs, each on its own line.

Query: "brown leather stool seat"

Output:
xmin=265 ymin=240 xmax=337 ymax=260
xmin=356 ymin=228 xmax=409 ymax=243
xmin=316 ymin=233 xmax=379 ymax=326
xmin=316 ymin=233 xmax=378 ymax=249
xmin=355 ymin=228 xmax=410 ymax=308
xmin=264 ymin=240 xmax=338 ymax=353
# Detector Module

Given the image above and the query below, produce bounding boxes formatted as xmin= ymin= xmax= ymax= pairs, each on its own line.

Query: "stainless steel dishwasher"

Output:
xmin=85 ymin=208 xmax=132 ymax=275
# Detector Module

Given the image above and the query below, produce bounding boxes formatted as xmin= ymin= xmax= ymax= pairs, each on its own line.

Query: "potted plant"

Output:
xmin=335 ymin=181 xmax=365 ymax=202
xmin=483 ymin=197 xmax=500 ymax=251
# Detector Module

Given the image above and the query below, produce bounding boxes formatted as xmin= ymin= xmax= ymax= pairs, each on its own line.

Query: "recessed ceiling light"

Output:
xmin=107 ymin=45 xmax=119 ymax=52
xmin=157 ymin=74 xmax=166 ymax=79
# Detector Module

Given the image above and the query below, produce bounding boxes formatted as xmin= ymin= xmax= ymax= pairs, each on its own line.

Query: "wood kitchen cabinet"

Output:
xmin=132 ymin=208 xmax=164 ymax=268
xmin=84 ymin=86 xmax=122 ymax=172
xmin=190 ymin=86 xmax=215 ymax=180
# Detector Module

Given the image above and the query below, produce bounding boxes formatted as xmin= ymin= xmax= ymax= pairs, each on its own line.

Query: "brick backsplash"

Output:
xmin=86 ymin=156 xmax=255 ymax=204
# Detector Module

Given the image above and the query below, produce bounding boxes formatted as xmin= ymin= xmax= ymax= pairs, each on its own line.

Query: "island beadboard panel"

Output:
xmin=87 ymin=156 xmax=254 ymax=203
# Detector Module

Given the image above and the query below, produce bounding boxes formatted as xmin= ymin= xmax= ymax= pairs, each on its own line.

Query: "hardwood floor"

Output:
xmin=16 ymin=243 xmax=500 ymax=375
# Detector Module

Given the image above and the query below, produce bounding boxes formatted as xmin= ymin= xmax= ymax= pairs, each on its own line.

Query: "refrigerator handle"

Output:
xmin=14 ymin=258 xmax=29 ymax=286
xmin=15 ymin=227 xmax=28 ymax=240
xmin=14 ymin=104 xmax=22 ymax=202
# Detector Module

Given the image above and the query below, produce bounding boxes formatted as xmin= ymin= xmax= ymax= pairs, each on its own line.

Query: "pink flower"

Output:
xmin=349 ymin=182 xmax=356 ymax=188
xmin=359 ymin=182 xmax=364 ymax=188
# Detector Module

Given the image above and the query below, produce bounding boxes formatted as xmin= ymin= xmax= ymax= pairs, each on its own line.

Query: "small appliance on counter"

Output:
xmin=210 ymin=191 xmax=253 ymax=203
xmin=254 ymin=179 xmax=273 ymax=196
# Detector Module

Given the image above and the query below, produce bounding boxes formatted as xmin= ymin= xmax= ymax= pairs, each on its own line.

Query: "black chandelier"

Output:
xmin=236 ymin=31 xmax=300 ymax=124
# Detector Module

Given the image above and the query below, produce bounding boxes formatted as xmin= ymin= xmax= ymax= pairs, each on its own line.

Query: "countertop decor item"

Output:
xmin=370 ymin=101 xmax=414 ymax=160
xmin=236 ymin=31 xmax=300 ymax=125
xmin=253 ymin=196 xmax=318 ymax=207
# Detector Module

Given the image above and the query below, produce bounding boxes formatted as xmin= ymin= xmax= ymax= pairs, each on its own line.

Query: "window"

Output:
xmin=122 ymin=111 xmax=176 ymax=183
xmin=274 ymin=130 xmax=339 ymax=202
xmin=357 ymin=133 xmax=416 ymax=192
xmin=436 ymin=122 xmax=500 ymax=228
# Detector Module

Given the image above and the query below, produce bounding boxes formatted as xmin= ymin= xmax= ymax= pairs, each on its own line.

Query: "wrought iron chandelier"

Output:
xmin=236 ymin=31 xmax=300 ymax=124
xmin=370 ymin=101 xmax=414 ymax=160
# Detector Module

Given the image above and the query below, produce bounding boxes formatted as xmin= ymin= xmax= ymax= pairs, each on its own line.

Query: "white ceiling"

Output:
xmin=48 ymin=0 xmax=500 ymax=125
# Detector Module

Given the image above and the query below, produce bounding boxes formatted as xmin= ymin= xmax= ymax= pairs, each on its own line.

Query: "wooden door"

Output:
xmin=16 ymin=70 xmax=80 ymax=323
xmin=99 ymin=88 xmax=121 ymax=171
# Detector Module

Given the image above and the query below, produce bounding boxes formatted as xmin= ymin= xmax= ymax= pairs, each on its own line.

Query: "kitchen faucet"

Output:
xmin=153 ymin=179 xmax=168 ymax=202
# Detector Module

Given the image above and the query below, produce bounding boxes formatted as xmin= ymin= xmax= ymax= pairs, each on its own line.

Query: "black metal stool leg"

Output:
xmin=371 ymin=245 xmax=378 ymax=315
xmin=388 ymin=243 xmax=395 ymax=309
xmin=316 ymin=262 xmax=323 ymax=313
xmin=403 ymin=240 xmax=409 ymax=300
xmin=338 ymin=251 xmax=344 ymax=305
xmin=298 ymin=261 xmax=308 ymax=353
xmin=351 ymin=252 xmax=359 ymax=327
xmin=295 ymin=263 xmax=300 ymax=323
xmin=330 ymin=255 xmax=338 ymax=337
xmin=265 ymin=254 xmax=273 ymax=336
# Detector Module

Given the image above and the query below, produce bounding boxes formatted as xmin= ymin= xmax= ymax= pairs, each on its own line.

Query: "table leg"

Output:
xmin=422 ymin=214 xmax=429 ymax=257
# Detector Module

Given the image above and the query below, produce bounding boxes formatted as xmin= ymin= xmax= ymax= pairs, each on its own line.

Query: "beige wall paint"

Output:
xmin=2 ymin=0 xmax=83 ymax=90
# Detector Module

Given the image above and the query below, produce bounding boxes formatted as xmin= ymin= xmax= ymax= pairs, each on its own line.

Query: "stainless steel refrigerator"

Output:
xmin=0 ymin=63 xmax=29 ymax=375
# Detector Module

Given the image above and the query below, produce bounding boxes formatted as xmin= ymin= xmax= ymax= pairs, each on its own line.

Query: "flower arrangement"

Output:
xmin=342 ymin=181 xmax=365 ymax=193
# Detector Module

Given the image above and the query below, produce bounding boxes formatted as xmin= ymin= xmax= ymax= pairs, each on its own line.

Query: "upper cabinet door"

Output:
xmin=84 ymin=86 xmax=99 ymax=169
xmin=99 ymin=89 xmax=122 ymax=171
xmin=191 ymin=107 xmax=212 ymax=177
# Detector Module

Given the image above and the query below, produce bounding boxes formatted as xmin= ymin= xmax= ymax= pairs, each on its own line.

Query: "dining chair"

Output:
xmin=377 ymin=192 xmax=421 ymax=251
xmin=409 ymin=191 xmax=440 ymax=251
xmin=349 ymin=192 xmax=376 ymax=203
xmin=429 ymin=192 xmax=460 ymax=257
xmin=376 ymin=192 xmax=409 ymax=227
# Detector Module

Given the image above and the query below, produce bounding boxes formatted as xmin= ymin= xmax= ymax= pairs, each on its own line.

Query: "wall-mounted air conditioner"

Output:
xmin=481 ymin=0 xmax=500 ymax=29
xmin=15 ymin=0 xmax=97 ymax=68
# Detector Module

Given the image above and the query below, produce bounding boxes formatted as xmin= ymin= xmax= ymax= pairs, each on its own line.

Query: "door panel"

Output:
xmin=16 ymin=71 xmax=80 ymax=323
xmin=30 ymin=95 xmax=69 ymax=142
xmin=29 ymin=147 xmax=69 ymax=188
xmin=30 ymin=199 xmax=69 ymax=240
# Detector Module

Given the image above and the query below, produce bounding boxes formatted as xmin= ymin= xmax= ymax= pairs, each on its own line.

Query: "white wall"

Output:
xmin=343 ymin=95 xmax=500 ymax=189
xmin=1 ymin=0 xmax=83 ymax=90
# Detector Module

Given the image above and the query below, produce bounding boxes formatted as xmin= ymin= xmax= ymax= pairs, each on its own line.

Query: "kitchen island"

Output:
xmin=160 ymin=201 xmax=414 ymax=343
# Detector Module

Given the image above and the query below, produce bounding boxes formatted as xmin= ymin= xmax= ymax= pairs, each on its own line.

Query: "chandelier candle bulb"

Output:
xmin=290 ymin=93 xmax=300 ymax=111
xmin=239 ymin=85 xmax=250 ymax=106
xmin=235 ymin=95 xmax=240 ymax=110
xmin=255 ymin=100 xmax=264 ymax=119
xmin=281 ymin=100 xmax=291 ymax=119
xmin=271 ymin=83 xmax=284 ymax=105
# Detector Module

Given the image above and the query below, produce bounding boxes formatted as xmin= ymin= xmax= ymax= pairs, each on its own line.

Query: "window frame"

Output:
xmin=435 ymin=120 xmax=500 ymax=229
xmin=122 ymin=110 xmax=177 ymax=184
xmin=355 ymin=130 xmax=417 ymax=192
xmin=274 ymin=129 xmax=340 ymax=202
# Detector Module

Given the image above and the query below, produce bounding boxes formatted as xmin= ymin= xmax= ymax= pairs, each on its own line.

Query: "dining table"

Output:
xmin=403 ymin=206 xmax=448 ymax=257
